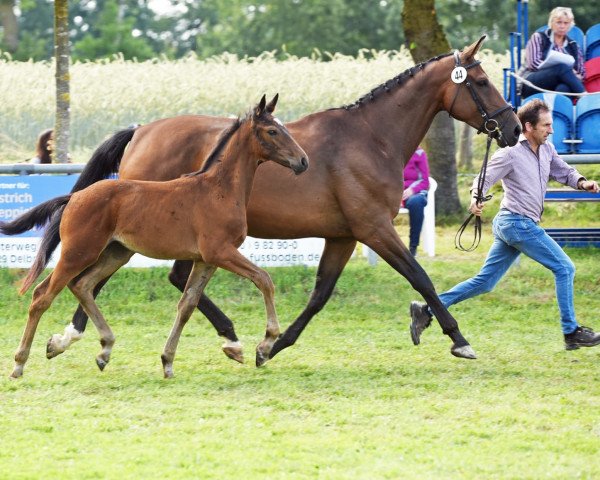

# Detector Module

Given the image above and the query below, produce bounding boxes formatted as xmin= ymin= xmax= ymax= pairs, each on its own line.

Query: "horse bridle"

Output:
xmin=449 ymin=50 xmax=514 ymax=252
xmin=448 ymin=50 xmax=513 ymax=139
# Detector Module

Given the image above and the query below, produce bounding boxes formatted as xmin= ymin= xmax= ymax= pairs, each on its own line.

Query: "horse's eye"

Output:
xmin=477 ymin=79 xmax=489 ymax=87
xmin=268 ymin=129 xmax=278 ymax=136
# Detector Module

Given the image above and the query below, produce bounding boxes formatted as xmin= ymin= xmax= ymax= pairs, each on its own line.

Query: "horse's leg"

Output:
xmin=209 ymin=248 xmax=283 ymax=367
xmin=11 ymin=262 xmax=84 ymax=378
xmin=364 ymin=223 xmax=475 ymax=358
xmin=46 ymin=279 xmax=109 ymax=359
xmin=268 ymin=238 xmax=357 ymax=361
xmin=161 ymin=261 xmax=217 ymax=378
xmin=67 ymin=243 xmax=134 ymax=370
xmin=168 ymin=260 xmax=242 ymax=363
xmin=11 ymin=275 xmax=55 ymax=378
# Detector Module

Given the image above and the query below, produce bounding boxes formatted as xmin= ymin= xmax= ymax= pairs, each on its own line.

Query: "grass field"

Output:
xmin=1 ymin=226 xmax=599 ymax=479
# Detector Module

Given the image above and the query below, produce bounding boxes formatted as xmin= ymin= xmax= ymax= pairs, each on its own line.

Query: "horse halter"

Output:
xmin=449 ymin=50 xmax=513 ymax=252
xmin=448 ymin=50 xmax=513 ymax=139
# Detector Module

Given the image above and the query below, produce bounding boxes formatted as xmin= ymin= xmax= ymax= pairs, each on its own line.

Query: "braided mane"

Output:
xmin=334 ymin=52 xmax=453 ymax=111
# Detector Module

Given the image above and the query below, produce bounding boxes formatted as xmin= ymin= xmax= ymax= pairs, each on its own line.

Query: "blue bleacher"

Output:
xmin=575 ymin=94 xmax=600 ymax=154
xmin=586 ymin=24 xmax=600 ymax=60
xmin=521 ymin=93 xmax=574 ymax=154
xmin=507 ymin=2 xmax=600 ymax=160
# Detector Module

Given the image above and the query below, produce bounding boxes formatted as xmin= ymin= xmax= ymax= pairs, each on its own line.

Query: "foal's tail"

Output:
xmin=3 ymin=127 xmax=136 ymax=294
xmin=4 ymin=195 xmax=72 ymax=294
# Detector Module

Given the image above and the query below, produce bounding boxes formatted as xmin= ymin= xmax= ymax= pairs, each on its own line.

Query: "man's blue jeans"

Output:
xmin=438 ymin=210 xmax=577 ymax=334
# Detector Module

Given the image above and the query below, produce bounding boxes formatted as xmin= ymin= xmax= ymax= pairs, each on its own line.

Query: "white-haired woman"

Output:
xmin=521 ymin=7 xmax=585 ymax=99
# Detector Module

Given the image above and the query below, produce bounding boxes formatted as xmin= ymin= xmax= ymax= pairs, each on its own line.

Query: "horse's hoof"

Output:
xmin=9 ymin=366 xmax=23 ymax=379
xmin=163 ymin=369 xmax=174 ymax=379
xmin=222 ymin=344 xmax=244 ymax=364
xmin=46 ymin=337 xmax=65 ymax=359
xmin=96 ymin=357 xmax=108 ymax=371
xmin=451 ymin=344 xmax=477 ymax=359
xmin=255 ymin=350 xmax=269 ymax=367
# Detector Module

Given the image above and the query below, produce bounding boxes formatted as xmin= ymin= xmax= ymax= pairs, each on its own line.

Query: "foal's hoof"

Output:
xmin=222 ymin=342 xmax=244 ymax=364
xmin=96 ymin=357 xmax=108 ymax=371
xmin=46 ymin=336 xmax=66 ymax=359
xmin=451 ymin=344 xmax=477 ymax=359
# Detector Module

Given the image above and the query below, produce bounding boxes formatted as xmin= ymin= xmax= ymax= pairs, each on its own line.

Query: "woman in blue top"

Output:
xmin=521 ymin=7 xmax=585 ymax=98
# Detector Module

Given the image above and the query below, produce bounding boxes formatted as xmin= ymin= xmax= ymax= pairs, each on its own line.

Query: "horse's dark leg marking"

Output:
xmin=169 ymin=260 xmax=239 ymax=342
xmin=269 ymin=238 xmax=357 ymax=360
xmin=46 ymin=276 xmax=112 ymax=359
xmin=365 ymin=224 xmax=474 ymax=357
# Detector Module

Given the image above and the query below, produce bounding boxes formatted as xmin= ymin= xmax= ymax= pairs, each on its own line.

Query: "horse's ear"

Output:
xmin=462 ymin=35 xmax=486 ymax=60
xmin=266 ymin=93 xmax=279 ymax=113
xmin=255 ymin=94 xmax=267 ymax=117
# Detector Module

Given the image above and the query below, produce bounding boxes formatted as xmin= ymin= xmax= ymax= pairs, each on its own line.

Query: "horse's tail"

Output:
xmin=0 ymin=194 xmax=67 ymax=236
xmin=15 ymin=195 xmax=72 ymax=294
xmin=71 ymin=126 xmax=136 ymax=192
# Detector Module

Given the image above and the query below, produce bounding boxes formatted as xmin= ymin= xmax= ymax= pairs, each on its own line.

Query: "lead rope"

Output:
xmin=454 ymin=133 xmax=494 ymax=252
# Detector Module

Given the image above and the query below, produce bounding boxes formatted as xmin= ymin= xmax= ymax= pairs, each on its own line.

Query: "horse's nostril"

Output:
xmin=301 ymin=157 xmax=308 ymax=169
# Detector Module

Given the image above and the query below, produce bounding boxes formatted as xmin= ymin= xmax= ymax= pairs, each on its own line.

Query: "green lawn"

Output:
xmin=1 ymin=227 xmax=599 ymax=479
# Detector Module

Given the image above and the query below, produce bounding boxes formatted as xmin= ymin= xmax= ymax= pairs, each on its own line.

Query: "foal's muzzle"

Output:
xmin=292 ymin=156 xmax=309 ymax=175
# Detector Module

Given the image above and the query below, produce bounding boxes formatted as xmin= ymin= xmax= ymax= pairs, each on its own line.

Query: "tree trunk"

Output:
xmin=0 ymin=0 xmax=18 ymax=52
xmin=401 ymin=0 xmax=461 ymax=215
xmin=457 ymin=123 xmax=473 ymax=169
xmin=54 ymin=0 xmax=70 ymax=163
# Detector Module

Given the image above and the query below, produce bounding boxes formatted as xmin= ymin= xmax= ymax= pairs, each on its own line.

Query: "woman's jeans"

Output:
xmin=521 ymin=63 xmax=585 ymax=98
xmin=438 ymin=211 xmax=577 ymax=334
xmin=404 ymin=192 xmax=428 ymax=250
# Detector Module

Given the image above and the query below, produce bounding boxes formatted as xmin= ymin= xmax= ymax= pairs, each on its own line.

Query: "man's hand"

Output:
xmin=579 ymin=179 xmax=599 ymax=193
xmin=469 ymin=197 xmax=485 ymax=216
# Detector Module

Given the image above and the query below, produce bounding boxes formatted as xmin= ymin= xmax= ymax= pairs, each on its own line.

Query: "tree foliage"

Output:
xmin=1 ymin=1 xmax=598 ymax=62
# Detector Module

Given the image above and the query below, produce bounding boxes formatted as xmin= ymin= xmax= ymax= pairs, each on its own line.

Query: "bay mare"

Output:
xmin=5 ymin=95 xmax=308 ymax=378
xmin=16 ymin=37 xmax=521 ymax=368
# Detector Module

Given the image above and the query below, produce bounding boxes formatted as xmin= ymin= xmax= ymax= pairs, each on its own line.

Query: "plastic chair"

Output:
xmin=521 ymin=93 xmax=575 ymax=154
xmin=583 ymin=57 xmax=600 ymax=92
xmin=575 ymin=94 xmax=600 ymax=153
xmin=585 ymin=23 xmax=600 ymax=60
xmin=536 ymin=25 xmax=585 ymax=55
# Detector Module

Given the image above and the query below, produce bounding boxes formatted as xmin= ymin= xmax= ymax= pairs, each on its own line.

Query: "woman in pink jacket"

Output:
xmin=403 ymin=147 xmax=430 ymax=256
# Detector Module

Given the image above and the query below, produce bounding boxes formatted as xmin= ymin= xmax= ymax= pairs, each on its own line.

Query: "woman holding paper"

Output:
xmin=521 ymin=7 xmax=585 ymax=99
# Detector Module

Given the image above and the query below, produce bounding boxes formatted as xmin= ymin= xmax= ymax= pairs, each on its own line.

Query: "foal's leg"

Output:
xmin=67 ymin=243 xmax=134 ymax=370
xmin=269 ymin=238 xmax=357 ymax=361
xmin=210 ymin=248 xmax=281 ymax=367
xmin=11 ymin=263 xmax=84 ymax=378
xmin=161 ymin=261 xmax=217 ymax=378
xmin=46 ymin=278 xmax=110 ymax=359
xmin=168 ymin=260 xmax=242 ymax=363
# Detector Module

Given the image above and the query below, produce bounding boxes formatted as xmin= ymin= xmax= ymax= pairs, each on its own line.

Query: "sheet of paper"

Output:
xmin=538 ymin=49 xmax=575 ymax=70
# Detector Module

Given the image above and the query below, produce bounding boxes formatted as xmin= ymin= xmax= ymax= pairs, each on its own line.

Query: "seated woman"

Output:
xmin=402 ymin=147 xmax=430 ymax=257
xmin=29 ymin=128 xmax=53 ymax=164
xmin=521 ymin=6 xmax=585 ymax=99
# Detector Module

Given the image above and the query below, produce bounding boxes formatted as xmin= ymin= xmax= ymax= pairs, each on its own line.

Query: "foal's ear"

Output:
xmin=255 ymin=94 xmax=267 ymax=117
xmin=266 ymin=93 xmax=279 ymax=113
xmin=462 ymin=35 xmax=486 ymax=60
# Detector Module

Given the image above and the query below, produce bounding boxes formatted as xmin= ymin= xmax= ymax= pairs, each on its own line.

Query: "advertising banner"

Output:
xmin=0 ymin=175 xmax=324 ymax=268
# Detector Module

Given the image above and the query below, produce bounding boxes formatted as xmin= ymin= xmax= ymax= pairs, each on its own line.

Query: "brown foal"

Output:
xmin=8 ymin=95 xmax=308 ymax=378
